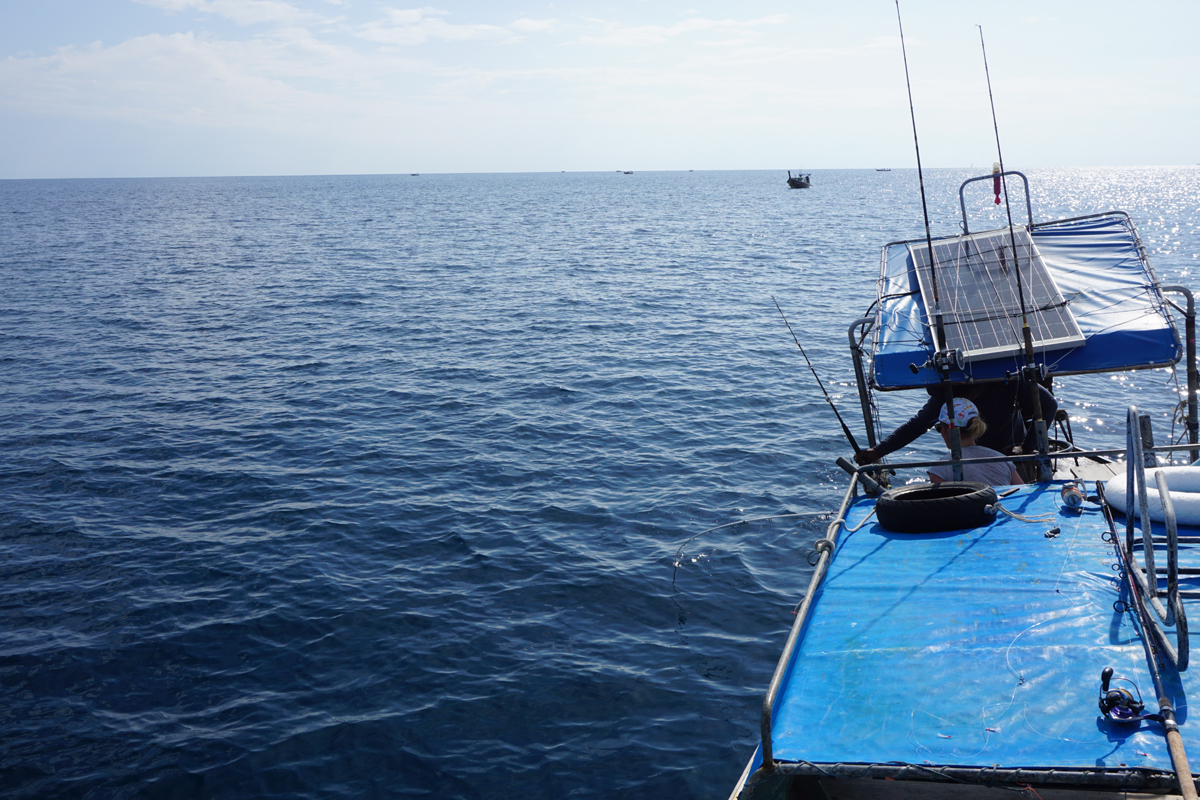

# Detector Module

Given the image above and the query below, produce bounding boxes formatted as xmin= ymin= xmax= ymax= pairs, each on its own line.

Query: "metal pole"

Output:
xmin=848 ymin=318 xmax=878 ymax=451
xmin=751 ymin=477 xmax=858 ymax=781
xmin=1163 ymin=287 xmax=1198 ymax=463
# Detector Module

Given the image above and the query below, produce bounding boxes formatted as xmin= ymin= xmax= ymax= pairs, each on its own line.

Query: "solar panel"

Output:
xmin=908 ymin=227 xmax=1084 ymax=362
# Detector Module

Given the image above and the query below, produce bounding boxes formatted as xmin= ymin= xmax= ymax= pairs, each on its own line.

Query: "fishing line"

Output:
xmin=772 ymin=296 xmax=863 ymax=454
xmin=671 ymin=510 xmax=832 ymax=584
xmin=1004 ymin=618 xmax=1050 ymax=685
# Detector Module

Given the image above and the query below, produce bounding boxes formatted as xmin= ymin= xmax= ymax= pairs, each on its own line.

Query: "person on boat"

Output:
xmin=852 ymin=378 xmax=1057 ymax=468
xmin=927 ymin=398 xmax=1021 ymax=486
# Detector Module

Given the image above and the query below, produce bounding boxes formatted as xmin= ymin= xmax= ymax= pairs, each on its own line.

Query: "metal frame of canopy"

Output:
xmin=868 ymin=211 xmax=1182 ymax=389
xmin=847 ymin=172 xmax=1199 ymax=463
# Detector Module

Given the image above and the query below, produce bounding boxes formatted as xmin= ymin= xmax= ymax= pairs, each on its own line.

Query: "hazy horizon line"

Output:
xmin=5 ymin=164 xmax=1198 ymax=182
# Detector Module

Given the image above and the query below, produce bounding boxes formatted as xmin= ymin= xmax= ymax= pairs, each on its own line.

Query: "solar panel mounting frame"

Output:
xmin=909 ymin=226 xmax=1085 ymax=363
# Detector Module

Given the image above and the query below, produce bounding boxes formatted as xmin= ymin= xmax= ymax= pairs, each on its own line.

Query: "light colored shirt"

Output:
xmin=928 ymin=445 xmax=1021 ymax=487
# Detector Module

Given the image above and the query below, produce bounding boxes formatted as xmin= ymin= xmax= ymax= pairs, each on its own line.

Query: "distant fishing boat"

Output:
xmin=876 ymin=168 xmax=892 ymax=171
xmin=410 ymin=173 xmax=419 ymax=176
xmin=623 ymin=171 xmax=634 ymax=175
xmin=786 ymin=171 xmax=810 ymax=189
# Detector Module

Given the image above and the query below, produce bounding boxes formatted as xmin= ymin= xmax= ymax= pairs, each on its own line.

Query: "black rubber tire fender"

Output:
xmin=875 ymin=481 xmax=997 ymax=533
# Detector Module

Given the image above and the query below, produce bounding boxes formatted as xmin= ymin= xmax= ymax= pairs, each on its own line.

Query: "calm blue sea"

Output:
xmin=2 ymin=167 xmax=1199 ymax=799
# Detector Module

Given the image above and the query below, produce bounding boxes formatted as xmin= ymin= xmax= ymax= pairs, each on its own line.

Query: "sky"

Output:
xmin=1 ymin=0 xmax=1197 ymax=178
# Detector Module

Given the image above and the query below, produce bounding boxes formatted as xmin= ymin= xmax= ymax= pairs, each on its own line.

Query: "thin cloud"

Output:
xmin=132 ymin=0 xmax=321 ymax=26
xmin=510 ymin=18 xmax=560 ymax=33
xmin=579 ymin=14 xmax=786 ymax=47
xmin=354 ymin=7 xmax=551 ymax=46
xmin=0 ymin=33 xmax=319 ymax=126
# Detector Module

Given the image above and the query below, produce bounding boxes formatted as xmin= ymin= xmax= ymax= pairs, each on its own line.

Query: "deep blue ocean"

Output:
xmin=2 ymin=167 xmax=1199 ymax=799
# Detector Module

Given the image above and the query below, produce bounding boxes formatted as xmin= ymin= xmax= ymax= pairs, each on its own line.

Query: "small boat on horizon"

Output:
xmin=786 ymin=170 xmax=810 ymax=189
xmin=876 ymin=168 xmax=892 ymax=171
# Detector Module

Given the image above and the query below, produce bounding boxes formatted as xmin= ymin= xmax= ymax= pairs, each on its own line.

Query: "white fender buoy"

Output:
xmin=1103 ymin=466 xmax=1200 ymax=525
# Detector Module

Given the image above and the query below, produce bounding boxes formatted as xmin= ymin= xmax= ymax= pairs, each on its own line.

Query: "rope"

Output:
xmin=986 ymin=503 xmax=1057 ymax=524
xmin=843 ymin=507 xmax=877 ymax=533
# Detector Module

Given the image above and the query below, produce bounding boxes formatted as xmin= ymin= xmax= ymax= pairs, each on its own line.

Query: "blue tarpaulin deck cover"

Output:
xmin=753 ymin=483 xmax=1199 ymax=778
xmin=871 ymin=213 xmax=1181 ymax=390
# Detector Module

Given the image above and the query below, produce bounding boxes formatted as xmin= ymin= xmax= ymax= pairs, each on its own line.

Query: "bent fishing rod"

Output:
xmin=772 ymin=296 xmax=863 ymax=455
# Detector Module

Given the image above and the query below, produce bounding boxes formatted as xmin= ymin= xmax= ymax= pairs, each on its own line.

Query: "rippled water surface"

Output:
xmin=2 ymin=168 xmax=1199 ymax=798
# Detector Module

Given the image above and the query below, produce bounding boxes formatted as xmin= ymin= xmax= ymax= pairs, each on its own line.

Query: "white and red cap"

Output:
xmin=938 ymin=397 xmax=980 ymax=428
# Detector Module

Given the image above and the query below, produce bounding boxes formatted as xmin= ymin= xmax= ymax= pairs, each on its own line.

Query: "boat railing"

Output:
xmin=1162 ymin=285 xmax=1200 ymax=464
xmin=1120 ymin=405 xmax=1190 ymax=670
xmin=750 ymin=473 xmax=860 ymax=784
xmin=845 ymin=440 xmax=1200 ymax=500
xmin=847 ymin=317 xmax=879 ymax=452
xmin=959 ymin=170 xmax=1032 ymax=233
xmin=857 ymin=443 xmax=1199 ymax=476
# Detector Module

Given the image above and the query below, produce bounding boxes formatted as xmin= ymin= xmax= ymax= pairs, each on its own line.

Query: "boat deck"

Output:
xmin=753 ymin=480 xmax=1200 ymax=786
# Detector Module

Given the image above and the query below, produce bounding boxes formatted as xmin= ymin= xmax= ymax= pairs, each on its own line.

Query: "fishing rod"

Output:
xmin=772 ymin=296 xmax=862 ymax=455
xmin=977 ymin=25 xmax=1029 ymax=352
xmin=977 ymin=25 xmax=1050 ymax=479
xmin=895 ymin=0 xmax=944 ymax=356
xmin=895 ymin=0 xmax=963 ymax=478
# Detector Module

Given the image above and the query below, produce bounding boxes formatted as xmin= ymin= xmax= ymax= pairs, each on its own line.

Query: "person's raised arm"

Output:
xmin=854 ymin=395 xmax=940 ymax=465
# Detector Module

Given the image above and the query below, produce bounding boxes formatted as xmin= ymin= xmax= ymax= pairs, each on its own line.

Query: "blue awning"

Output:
xmin=870 ymin=213 xmax=1181 ymax=390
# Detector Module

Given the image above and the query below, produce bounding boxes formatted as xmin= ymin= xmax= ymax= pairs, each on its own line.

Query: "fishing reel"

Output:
xmin=1006 ymin=363 xmax=1049 ymax=383
xmin=909 ymin=348 xmax=965 ymax=375
xmin=935 ymin=348 xmax=965 ymax=373
xmin=1099 ymin=667 xmax=1161 ymax=724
